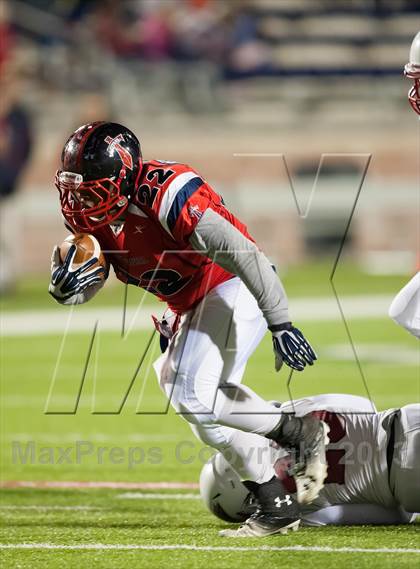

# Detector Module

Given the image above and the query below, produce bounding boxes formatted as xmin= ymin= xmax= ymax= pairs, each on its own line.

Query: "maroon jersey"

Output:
xmin=87 ymin=160 xmax=254 ymax=313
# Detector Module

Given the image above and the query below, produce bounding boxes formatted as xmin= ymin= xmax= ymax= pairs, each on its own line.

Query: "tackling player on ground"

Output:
xmin=200 ymin=394 xmax=419 ymax=532
xmin=49 ymin=121 xmax=328 ymax=537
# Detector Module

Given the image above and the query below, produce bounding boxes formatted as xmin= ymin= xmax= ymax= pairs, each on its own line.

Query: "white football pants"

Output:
xmin=154 ymin=277 xmax=280 ymax=483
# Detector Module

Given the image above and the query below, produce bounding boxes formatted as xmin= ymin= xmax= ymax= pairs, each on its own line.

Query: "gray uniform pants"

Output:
xmin=390 ymin=404 xmax=420 ymax=512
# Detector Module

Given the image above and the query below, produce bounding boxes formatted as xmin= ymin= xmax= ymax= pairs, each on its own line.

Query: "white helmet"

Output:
xmin=199 ymin=453 xmax=257 ymax=523
xmin=404 ymin=31 xmax=420 ymax=114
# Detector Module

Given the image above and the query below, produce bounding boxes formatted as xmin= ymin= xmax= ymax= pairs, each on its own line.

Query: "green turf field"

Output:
xmin=0 ymin=488 xmax=419 ymax=569
xmin=1 ymin=265 xmax=419 ymax=567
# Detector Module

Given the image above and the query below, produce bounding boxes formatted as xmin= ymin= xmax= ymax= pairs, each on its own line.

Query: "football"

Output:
xmin=59 ymin=233 xmax=108 ymax=276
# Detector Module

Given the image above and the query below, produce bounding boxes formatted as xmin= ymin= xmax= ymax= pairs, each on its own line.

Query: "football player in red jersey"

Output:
xmin=49 ymin=121 xmax=327 ymax=537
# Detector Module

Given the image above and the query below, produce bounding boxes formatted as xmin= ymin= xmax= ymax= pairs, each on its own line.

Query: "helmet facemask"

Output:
xmin=55 ymin=167 xmax=133 ymax=232
xmin=405 ymin=63 xmax=420 ymax=115
xmin=408 ymin=78 xmax=420 ymax=115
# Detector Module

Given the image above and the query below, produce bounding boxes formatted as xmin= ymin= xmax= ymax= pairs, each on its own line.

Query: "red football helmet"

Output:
xmin=55 ymin=122 xmax=143 ymax=232
xmin=404 ymin=32 xmax=420 ymax=115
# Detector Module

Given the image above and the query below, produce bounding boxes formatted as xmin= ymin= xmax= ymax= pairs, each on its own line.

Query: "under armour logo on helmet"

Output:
xmin=105 ymin=134 xmax=133 ymax=170
xmin=274 ymin=495 xmax=292 ymax=508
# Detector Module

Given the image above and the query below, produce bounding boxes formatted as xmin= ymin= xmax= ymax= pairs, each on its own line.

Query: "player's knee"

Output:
xmin=177 ymin=387 xmax=217 ymax=426
xmin=160 ymin=366 xmax=219 ymax=426
xmin=177 ymin=396 xmax=217 ymax=426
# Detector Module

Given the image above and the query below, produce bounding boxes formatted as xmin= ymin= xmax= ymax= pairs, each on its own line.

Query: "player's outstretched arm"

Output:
xmin=388 ymin=272 xmax=420 ymax=339
xmin=48 ymin=245 xmax=106 ymax=305
xmin=189 ymin=208 xmax=316 ymax=371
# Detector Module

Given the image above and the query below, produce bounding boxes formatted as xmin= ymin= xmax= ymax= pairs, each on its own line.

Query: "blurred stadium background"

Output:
xmin=0 ymin=0 xmax=419 ymax=286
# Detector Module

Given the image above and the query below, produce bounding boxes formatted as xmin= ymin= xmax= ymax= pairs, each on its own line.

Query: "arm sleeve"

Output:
xmin=189 ymin=208 xmax=290 ymax=326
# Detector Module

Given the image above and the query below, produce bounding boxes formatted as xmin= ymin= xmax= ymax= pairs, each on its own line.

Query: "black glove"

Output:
xmin=48 ymin=244 xmax=105 ymax=302
xmin=270 ymin=322 xmax=317 ymax=372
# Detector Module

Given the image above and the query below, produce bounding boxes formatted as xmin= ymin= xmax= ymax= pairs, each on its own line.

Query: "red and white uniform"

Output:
xmin=90 ymin=160 xmax=253 ymax=314
xmin=62 ymin=158 xmax=291 ymax=483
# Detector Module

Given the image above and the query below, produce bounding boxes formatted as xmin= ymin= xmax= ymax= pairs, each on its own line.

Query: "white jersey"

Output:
xmin=275 ymin=394 xmax=399 ymax=511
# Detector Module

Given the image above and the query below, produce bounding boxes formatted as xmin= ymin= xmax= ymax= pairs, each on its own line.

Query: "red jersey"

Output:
xmin=89 ymin=160 xmax=254 ymax=313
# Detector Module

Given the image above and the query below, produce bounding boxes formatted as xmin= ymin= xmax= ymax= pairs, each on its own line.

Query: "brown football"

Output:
xmin=59 ymin=233 xmax=108 ymax=276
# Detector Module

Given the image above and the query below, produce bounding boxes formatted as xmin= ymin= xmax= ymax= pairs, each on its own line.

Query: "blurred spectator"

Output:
xmin=90 ymin=1 xmax=180 ymax=62
xmin=227 ymin=3 xmax=272 ymax=76
xmin=137 ymin=1 xmax=173 ymax=61
xmin=0 ymin=0 xmax=14 ymax=72
xmin=171 ymin=0 xmax=229 ymax=62
xmin=0 ymin=63 xmax=33 ymax=294
xmin=90 ymin=0 xmax=143 ymax=58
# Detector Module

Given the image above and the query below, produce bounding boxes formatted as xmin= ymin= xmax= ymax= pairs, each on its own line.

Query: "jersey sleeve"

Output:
xmin=155 ymin=168 xmax=251 ymax=243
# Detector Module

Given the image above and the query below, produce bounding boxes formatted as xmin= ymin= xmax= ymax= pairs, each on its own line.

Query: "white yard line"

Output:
xmin=0 ymin=543 xmax=418 ymax=554
xmin=0 ymin=306 xmax=152 ymax=336
xmin=0 ymin=505 xmax=105 ymax=511
xmin=117 ymin=492 xmax=200 ymax=500
xmin=0 ymin=480 xmax=199 ymax=490
xmin=324 ymin=343 xmax=419 ymax=365
xmin=1 ymin=295 xmax=394 ymax=336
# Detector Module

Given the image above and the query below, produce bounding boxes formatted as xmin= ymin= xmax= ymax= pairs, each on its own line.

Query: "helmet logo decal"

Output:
xmin=105 ymin=134 xmax=133 ymax=170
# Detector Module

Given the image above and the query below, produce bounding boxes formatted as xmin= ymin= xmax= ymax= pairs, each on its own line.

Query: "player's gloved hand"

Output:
xmin=269 ymin=322 xmax=317 ymax=372
xmin=48 ymin=244 xmax=105 ymax=302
